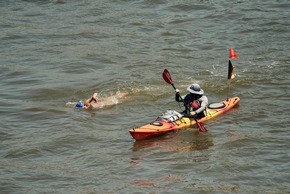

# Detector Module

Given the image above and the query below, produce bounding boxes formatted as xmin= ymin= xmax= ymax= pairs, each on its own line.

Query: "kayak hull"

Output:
xmin=129 ymin=97 xmax=240 ymax=140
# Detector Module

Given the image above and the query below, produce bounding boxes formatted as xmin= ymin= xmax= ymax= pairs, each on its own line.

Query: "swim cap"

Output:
xmin=75 ymin=102 xmax=83 ymax=108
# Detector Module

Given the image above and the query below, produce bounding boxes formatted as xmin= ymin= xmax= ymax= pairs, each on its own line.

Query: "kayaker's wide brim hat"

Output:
xmin=187 ymin=83 xmax=204 ymax=95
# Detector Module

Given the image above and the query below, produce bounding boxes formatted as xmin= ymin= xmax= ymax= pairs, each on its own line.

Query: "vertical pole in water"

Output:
xmin=227 ymin=59 xmax=235 ymax=101
xmin=227 ymin=48 xmax=239 ymax=101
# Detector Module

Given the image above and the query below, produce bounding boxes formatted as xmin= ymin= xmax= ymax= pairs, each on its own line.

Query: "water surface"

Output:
xmin=1 ymin=0 xmax=290 ymax=193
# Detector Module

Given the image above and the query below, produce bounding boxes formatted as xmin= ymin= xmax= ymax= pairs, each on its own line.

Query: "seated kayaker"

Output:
xmin=75 ymin=91 xmax=129 ymax=110
xmin=175 ymin=83 xmax=208 ymax=118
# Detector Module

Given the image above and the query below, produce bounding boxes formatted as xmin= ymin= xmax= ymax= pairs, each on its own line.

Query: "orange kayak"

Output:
xmin=129 ymin=97 xmax=240 ymax=140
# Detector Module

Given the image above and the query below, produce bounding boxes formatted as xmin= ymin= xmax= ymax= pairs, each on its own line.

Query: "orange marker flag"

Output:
xmin=228 ymin=60 xmax=235 ymax=79
xmin=229 ymin=48 xmax=239 ymax=59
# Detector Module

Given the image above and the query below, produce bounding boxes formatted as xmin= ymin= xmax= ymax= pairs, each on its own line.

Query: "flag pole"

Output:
xmin=227 ymin=48 xmax=239 ymax=100
xmin=227 ymin=60 xmax=234 ymax=100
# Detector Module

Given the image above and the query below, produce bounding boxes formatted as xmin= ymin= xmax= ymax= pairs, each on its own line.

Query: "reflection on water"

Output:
xmin=131 ymin=123 xmax=246 ymax=153
xmin=131 ymin=130 xmax=214 ymax=152
xmin=130 ymin=176 xmax=186 ymax=191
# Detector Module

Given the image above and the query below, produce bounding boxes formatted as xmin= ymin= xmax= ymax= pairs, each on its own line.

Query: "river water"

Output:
xmin=1 ymin=0 xmax=290 ymax=193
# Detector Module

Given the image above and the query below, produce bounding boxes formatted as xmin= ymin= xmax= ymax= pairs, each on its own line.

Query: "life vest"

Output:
xmin=188 ymin=100 xmax=200 ymax=111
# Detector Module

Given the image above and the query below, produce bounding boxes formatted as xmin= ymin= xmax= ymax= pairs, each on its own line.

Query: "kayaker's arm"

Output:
xmin=195 ymin=95 xmax=208 ymax=114
xmin=175 ymin=93 xmax=183 ymax=102
xmin=175 ymin=89 xmax=184 ymax=102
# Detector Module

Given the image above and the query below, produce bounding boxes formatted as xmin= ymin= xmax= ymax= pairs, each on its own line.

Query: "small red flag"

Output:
xmin=229 ymin=48 xmax=239 ymax=59
xmin=228 ymin=60 xmax=235 ymax=79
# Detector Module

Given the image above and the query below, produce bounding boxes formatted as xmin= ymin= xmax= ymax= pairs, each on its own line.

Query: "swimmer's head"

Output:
xmin=75 ymin=102 xmax=83 ymax=108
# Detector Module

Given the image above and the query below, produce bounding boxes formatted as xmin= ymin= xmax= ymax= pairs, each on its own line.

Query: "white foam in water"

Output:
xmin=66 ymin=101 xmax=79 ymax=108
xmin=111 ymin=97 xmax=118 ymax=104
xmin=66 ymin=102 xmax=77 ymax=105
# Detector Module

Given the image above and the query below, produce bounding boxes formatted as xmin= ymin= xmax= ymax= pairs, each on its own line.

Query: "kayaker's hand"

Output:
xmin=190 ymin=111 xmax=197 ymax=116
xmin=175 ymin=89 xmax=180 ymax=93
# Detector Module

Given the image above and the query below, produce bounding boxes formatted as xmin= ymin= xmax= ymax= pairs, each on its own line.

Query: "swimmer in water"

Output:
xmin=76 ymin=91 xmax=129 ymax=110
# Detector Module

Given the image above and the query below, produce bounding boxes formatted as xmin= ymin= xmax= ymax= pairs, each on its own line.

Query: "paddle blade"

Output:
xmin=196 ymin=119 xmax=207 ymax=132
xmin=162 ymin=69 xmax=173 ymax=85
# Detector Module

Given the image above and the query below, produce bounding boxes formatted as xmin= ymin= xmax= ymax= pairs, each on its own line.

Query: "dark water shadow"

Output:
xmin=131 ymin=129 xmax=214 ymax=152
